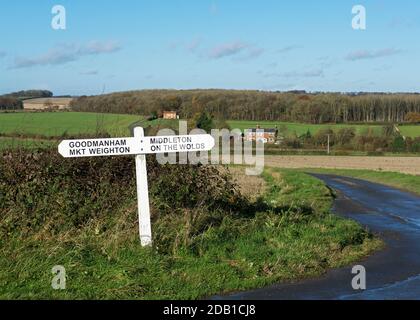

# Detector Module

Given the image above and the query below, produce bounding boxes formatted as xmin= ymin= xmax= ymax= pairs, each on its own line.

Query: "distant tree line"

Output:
xmin=281 ymin=126 xmax=420 ymax=153
xmin=70 ymin=90 xmax=420 ymax=124
xmin=0 ymin=97 xmax=22 ymax=110
xmin=0 ymin=90 xmax=54 ymax=110
xmin=4 ymin=90 xmax=53 ymax=99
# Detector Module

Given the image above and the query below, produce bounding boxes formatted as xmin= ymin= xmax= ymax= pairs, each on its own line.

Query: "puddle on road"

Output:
xmin=331 ymin=178 xmax=358 ymax=186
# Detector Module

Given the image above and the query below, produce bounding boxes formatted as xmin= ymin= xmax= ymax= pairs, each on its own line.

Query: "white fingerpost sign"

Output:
xmin=134 ymin=127 xmax=152 ymax=247
xmin=58 ymin=127 xmax=215 ymax=247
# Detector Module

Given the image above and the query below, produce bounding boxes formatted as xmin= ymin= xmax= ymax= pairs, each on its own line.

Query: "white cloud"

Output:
xmin=207 ymin=41 xmax=264 ymax=60
xmin=80 ymin=70 xmax=99 ymax=76
xmin=302 ymin=69 xmax=324 ymax=77
xmin=263 ymin=69 xmax=324 ymax=78
xmin=80 ymin=41 xmax=121 ymax=55
xmin=186 ymin=38 xmax=202 ymax=53
xmin=346 ymin=48 xmax=401 ymax=61
xmin=12 ymin=41 xmax=121 ymax=69
xmin=209 ymin=41 xmax=249 ymax=59
xmin=244 ymin=47 xmax=265 ymax=59
xmin=277 ymin=45 xmax=302 ymax=54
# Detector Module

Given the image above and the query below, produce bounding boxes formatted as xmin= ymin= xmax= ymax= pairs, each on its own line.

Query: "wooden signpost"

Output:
xmin=58 ymin=127 xmax=215 ymax=247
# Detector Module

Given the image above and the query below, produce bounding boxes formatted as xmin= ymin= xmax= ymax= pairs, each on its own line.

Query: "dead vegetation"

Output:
xmin=226 ymin=166 xmax=267 ymax=201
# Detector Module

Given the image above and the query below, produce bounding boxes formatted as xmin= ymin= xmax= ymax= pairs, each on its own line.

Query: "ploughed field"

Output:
xmin=264 ymin=155 xmax=420 ymax=176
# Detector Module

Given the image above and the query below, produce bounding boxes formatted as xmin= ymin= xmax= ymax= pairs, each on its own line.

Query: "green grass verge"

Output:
xmin=304 ymin=168 xmax=420 ymax=195
xmin=0 ymin=168 xmax=381 ymax=299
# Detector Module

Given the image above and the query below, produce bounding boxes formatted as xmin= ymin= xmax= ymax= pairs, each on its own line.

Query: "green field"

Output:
xmin=0 ymin=137 xmax=55 ymax=150
xmin=399 ymin=125 xmax=420 ymax=138
xmin=0 ymin=112 xmax=418 ymax=142
xmin=0 ymin=112 xmax=144 ymax=137
xmin=227 ymin=120 xmax=420 ymax=138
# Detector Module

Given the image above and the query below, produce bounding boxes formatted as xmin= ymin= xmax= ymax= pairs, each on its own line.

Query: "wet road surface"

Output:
xmin=215 ymin=174 xmax=420 ymax=300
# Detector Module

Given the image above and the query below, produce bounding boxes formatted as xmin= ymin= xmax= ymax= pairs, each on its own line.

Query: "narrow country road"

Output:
xmin=215 ymin=175 xmax=420 ymax=300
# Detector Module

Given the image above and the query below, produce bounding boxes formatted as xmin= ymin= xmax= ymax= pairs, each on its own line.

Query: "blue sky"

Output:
xmin=1 ymin=0 xmax=420 ymax=95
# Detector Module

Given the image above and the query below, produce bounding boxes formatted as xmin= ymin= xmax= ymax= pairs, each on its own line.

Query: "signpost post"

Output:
xmin=58 ymin=127 xmax=215 ymax=247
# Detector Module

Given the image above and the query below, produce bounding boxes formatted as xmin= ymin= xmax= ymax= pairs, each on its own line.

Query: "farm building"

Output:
xmin=23 ymin=98 xmax=73 ymax=110
xmin=244 ymin=126 xmax=278 ymax=144
xmin=162 ymin=111 xmax=178 ymax=120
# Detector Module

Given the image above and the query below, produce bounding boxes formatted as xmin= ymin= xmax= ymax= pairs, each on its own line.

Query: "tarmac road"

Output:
xmin=215 ymin=174 xmax=420 ymax=300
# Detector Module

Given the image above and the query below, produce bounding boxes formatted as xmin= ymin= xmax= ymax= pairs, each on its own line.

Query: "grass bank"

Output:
xmin=0 ymin=150 xmax=381 ymax=299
